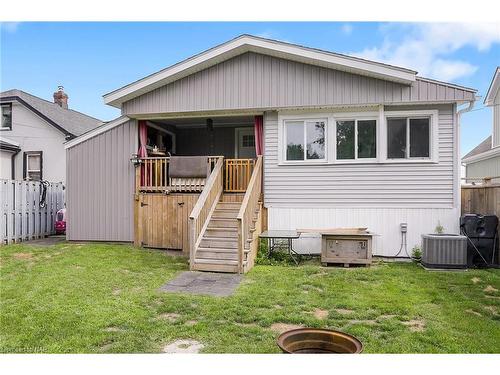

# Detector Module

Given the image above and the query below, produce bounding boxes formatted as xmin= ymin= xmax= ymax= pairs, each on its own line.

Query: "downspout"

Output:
xmin=11 ymin=149 xmax=20 ymax=180
xmin=455 ymin=98 xmax=476 ymax=214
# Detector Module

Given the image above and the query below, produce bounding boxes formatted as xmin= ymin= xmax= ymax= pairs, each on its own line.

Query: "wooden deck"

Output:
xmin=134 ymin=156 xmax=264 ymax=273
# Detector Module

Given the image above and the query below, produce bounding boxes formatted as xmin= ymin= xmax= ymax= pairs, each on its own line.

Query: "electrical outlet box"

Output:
xmin=400 ymin=223 xmax=408 ymax=233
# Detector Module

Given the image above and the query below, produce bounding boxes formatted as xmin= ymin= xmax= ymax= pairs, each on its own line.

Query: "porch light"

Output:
xmin=130 ymin=153 xmax=142 ymax=167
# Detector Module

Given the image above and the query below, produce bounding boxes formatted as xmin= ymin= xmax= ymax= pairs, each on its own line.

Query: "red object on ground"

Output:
xmin=55 ymin=208 xmax=66 ymax=235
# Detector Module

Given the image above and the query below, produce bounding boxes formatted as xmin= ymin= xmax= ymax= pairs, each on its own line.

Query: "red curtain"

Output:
xmin=254 ymin=115 xmax=263 ymax=156
xmin=138 ymin=120 xmax=148 ymax=185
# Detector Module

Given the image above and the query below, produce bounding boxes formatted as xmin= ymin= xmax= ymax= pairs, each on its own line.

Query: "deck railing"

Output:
xmin=138 ymin=156 xmax=220 ymax=192
xmin=236 ymin=155 xmax=263 ymax=273
xmin=188 ymin=157 xmax=224 ymax=268
xmin=224 ymin=159 xmax=255 ymax=192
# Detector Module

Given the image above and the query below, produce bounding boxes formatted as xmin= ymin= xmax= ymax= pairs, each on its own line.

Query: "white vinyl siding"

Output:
xmin=465 ymin=156 xmax=500 ymax=183
xmin=493 ymin=90 xmax=500 ymax=148
xmin=263 ymin=104 xmax=456 ymax=208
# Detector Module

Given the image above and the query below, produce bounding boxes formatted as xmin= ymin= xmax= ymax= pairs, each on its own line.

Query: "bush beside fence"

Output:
xmin=1 ymin=179 xmax=65 ymax=244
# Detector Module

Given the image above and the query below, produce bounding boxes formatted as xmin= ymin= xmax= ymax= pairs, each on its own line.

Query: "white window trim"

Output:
xmin=333 ymin=115 xmax=379 ymax=164
xmin=383 ymin=110 xmax=439 ymax=164
xmin=278 ymin=114 xmax=328 ymax=165
xmin=278 ymin=109 xmax=439 ymax=165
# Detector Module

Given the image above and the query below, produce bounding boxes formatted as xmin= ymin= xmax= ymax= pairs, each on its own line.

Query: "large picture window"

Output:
xmin=285 ymin=119 xmax=325 ymax=161
xmin=336 ymin=119 xmax=376 ymax=160
xmin=387 ymin=117 xmax=430 ymax=159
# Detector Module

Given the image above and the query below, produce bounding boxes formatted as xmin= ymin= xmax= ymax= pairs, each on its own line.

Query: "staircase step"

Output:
xmin=204 ymin=228 xmax=238 ymax=237
xmin=200 ymin=238 xmax=238 ymax=249
xmin=216 ymin=202 xmax=242 ymax=209
xmin=197 ymin=246 xmax=238 ymax=253
xmin=209 ymin=218 xmax=239 ymax=227
xmin=192 ymin=259 xmax=239 ymax=273
xmin=212 ymin=210 xmax=239 ymax=218
xmin=196 ymin=251 xmax=239 ymax=260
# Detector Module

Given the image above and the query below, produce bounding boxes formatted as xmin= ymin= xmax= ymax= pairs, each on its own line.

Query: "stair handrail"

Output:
xmin=236 ymin=155 xmax=263 ymax=273
xmin=189 ymin=156 xmax=224 ymax=269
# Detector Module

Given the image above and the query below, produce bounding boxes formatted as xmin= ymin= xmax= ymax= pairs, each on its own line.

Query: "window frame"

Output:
xmin=334 ymin=117 xmax=378 ymax=163
xmin=23 ymin=151 xmax=43 ymax=181
xmin=1 ymin=102 xmax=13 ymax=131
xmin=281 ymin=116 xmax=328 ymax=164
xmin=384 ymin=110 xmax=438 ymax=164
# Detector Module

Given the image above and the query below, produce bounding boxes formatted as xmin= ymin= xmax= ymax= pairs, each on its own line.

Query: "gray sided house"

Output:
xmin=65 ymin=35 xmax=476 ymax=273
xmin=1 ymin=88 xmax=102 ymax=183
xmin=462 ymin=67 xmax=500 ymax=183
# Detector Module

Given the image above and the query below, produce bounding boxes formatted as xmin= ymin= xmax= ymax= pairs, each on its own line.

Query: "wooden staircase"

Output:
xmin=189 ymin=156 xmax=263 ymax=274
xmin=193 ymin=200 xmax=242 ymax=272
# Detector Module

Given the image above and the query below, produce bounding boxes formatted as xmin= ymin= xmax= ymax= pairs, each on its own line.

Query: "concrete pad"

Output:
xmin=160 ymin=271 xmax=242 ymax=297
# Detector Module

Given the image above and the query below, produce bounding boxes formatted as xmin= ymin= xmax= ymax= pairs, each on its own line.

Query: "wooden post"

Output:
xmin=134 ymin=165 xmax=141 ymax=247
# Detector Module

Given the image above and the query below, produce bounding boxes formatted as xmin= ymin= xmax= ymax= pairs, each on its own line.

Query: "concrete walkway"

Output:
xmin=159 ymin=271 xmax=242 ymax=297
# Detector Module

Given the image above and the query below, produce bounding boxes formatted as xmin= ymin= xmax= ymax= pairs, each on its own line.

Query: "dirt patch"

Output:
xmin=402 ymin=319 xmax=425 ymax=332
xmin=184 ymin=320 xmax=198 ymax=326
xmin=104 ymin=326 xmax=125 ymax=333
xmin=471 ymin=277 xmax=482 ymax=284
xmin=484 ymin=285 xmax=498 ymax=293
xmin=483 ymin=305 xmax=498 ymax=315
xmin=466 ymin=309 xmax=482 ymax=317
xmin=269 ymin=323 xmax=304 ymax=334
xmin=311 ymin=271 xmax=329 ymax=278
xmin=311 ymin=308 xmax=329 ymax=320
xmin=163 ymin=339 xmax=204 ymax=354
xmin=112 ymin=288 xmax=121 ymax=296
xmin=12 ymin=253 xmax=33 ymax=260
xmin=235 ymin=322 xmax=260 ymax=328
xmin=347 ymin=319 xmax=378 ymax=326
xmin=378 ymin=314 xmax=398 ymax=320
xmin=158 ymin=313 xmax=181 ymax=322
xmin=273 ymin=304 xmax=283 ymax=310
xmin=335 ymin=308 xmax=355 ymax=315
xmin=485 ymin=295 xmax=500 ymax=300
xmin=100 ymin=341 xmax=114 ymax=352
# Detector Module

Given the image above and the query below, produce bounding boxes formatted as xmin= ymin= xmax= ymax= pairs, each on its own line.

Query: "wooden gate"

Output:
xmin=136 ymin=193 xmax=199 ymax=253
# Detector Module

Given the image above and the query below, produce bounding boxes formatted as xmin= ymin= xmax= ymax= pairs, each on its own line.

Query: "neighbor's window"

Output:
xmin=242 ymin=134 xmax=255 ymax=148
xmin=1 ymin=103 xmax=12 ymax=130
xmin=24 ymin=152 xmax=42 ymax=181
xmin=285 ymin=119 xmax=325 ymax=161
xmin=387 ymin=117 xmax=430 ymax=159
xmin=336 ymin=119 xmax=376 ymax=160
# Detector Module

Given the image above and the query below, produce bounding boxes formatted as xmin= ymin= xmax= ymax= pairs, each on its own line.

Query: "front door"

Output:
xmin=235 ymin=128 xmax=256 ymax=158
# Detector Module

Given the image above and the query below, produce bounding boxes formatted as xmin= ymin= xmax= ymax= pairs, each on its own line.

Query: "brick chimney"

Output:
xmin=53 ymin=86 xmax=68 ymax=109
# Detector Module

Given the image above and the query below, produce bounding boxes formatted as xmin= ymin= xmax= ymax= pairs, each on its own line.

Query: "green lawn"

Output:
xmin=0 ymin=241 xmax=499 ymax=353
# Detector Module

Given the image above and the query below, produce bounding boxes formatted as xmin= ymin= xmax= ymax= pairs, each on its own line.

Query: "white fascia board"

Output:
xmin=103 ymin=35 xmax=417 ymax=108
xmin=462 ymin=146 xmax=500 ymax=164
xmin=484 ymin=67 xmax=500 ymax=106
xmin=64 ymin=116 xmax=129 ymax=149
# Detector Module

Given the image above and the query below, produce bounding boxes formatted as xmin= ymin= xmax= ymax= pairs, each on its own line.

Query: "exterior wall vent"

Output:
xmin=421 ymin=234 xmax=468 ymax=269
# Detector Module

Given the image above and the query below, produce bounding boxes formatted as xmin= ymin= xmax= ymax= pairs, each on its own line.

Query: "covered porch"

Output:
xmin=133 ymin=114 xmax=264 ymax=274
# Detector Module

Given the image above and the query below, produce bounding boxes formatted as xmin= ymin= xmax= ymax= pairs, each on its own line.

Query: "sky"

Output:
xmin=1 ymin=22 xmax=499 ymax=155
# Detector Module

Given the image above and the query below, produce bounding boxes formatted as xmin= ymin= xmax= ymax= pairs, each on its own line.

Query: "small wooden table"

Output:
xmin=259 ymin=230 xmax=301 ymax=265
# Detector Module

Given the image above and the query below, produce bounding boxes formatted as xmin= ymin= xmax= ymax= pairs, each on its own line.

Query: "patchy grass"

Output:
xmin=0 ymin=242 xmax=499 ymax=353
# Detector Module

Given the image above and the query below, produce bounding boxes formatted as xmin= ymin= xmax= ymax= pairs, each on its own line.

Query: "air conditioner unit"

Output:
xmin=421 ymin=234 xmax=467 ymax=269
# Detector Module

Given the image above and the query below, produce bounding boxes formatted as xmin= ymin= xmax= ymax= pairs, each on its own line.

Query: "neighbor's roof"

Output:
xmin=104 ymin=34 xmax=477 ymax=109
xmin=0 ymin=89 xmax=102 ymax=137
xmin=484 ymin=67 xmax=500 ymax=106
xmin=463 ymin=136 xmax=492 ymax=160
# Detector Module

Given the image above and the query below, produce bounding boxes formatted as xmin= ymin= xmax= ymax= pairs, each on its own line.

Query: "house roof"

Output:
xmin=64 ymin=116 xmax=130 ymax=149
xmin=0 ymin=136 xmax=21 ymax=152
xmin=484 ymin=67 xmax=500 ymax=106
xmin=0 ymin=89 xmax=102 ymax=138
xmin=104 ymin=34 xmax=422 ymax=108
xmin=463 ymin=136 xmax=492 ymax=160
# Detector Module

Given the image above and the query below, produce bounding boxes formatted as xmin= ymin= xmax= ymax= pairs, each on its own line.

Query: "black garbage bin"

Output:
xmin=460 ymin=214 xmax=499 ymax=267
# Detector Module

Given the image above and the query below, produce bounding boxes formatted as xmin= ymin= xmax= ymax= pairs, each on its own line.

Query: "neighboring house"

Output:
xmin=462 ymin=67 xmax=500 ymax=183
xmin=65 ymin=35 xmax=476 ymax=272
xmin=0 ymin=87 xmax=102 ymax=182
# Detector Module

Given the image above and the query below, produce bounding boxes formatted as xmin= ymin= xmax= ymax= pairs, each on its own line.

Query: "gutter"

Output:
xmin=455 ymin=98 xmax=476 ymax=207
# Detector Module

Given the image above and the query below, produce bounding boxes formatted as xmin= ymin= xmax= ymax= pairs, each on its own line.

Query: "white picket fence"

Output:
xmin=0 ymin=179 xmax=65 ymax=244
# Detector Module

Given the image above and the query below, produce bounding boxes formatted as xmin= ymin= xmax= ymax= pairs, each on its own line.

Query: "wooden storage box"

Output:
xmin=321 ymin=234 xmax=373 ymax=266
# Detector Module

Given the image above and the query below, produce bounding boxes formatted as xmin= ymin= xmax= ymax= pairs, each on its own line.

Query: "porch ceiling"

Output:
xmin=151 ymin=115 xmax=254 ymax=128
